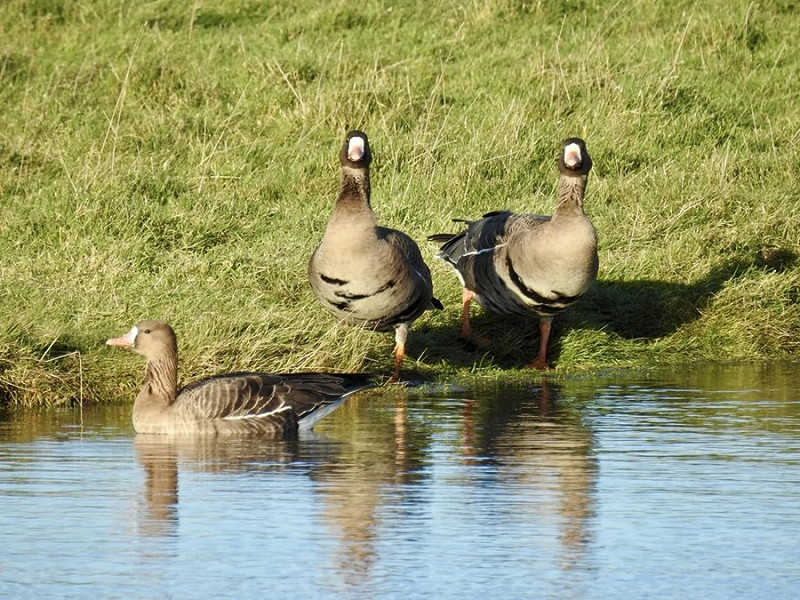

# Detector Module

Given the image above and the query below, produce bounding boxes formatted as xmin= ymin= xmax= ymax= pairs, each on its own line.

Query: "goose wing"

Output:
xmin=176 ymin=372 xmax=376 ymax=425
xmin=430 ymin=211 xmax=549 ymax=265
xmin=380 ymin=227 xmax=443 ymax=310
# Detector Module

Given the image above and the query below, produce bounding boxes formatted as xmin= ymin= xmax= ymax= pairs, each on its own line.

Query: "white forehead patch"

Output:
xmin=563 ymin=142 xmax=582 ymax=168
xmin=347 ymin=136 xmax=366 ymax=161
xmin=124 ymin=325 xmax=140 ymax=346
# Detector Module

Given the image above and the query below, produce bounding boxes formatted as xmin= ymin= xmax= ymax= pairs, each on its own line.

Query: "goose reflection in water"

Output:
xmin=130 ymin=407 xmax=428 ymax=591
xmin=134 ymin=437 xmax=179 ymax=539
xmin=308 ymin=391 xmax=432 ymax=589
xmin=459 ymin=379 xmax=597 ymax=572
xmin=131 ymin=382 xmax=597 ymax=591
xmin=132 ymin=435 xmax=314 ymax=539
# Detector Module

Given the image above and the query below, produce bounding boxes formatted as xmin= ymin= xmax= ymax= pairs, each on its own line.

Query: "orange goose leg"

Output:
xmin=389 ymin=342 xmax=405 ymax=383
xmin=389 ymin=323 xmax=410 ymax=383
xmin=528 ymin=317 xmax=554 ymax=370
xmin=461 ymin=288 xmax=475 ymax=338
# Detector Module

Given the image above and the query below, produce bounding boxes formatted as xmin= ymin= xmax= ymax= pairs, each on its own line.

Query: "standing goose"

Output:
xmin=308 ymin=130 xmax=442 ymax=382
xmin=107 ymin=320 xmax=376 ymax=435
xmin=429 ymin=137 xmax=597 ymax=369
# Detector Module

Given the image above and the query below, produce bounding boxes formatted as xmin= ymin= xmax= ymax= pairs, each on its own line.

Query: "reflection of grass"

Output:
xmin=1 ymin=0 xmax=799 ymax=405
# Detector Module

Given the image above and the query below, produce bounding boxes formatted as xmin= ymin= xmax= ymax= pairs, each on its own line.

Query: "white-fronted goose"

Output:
xmin=308 ymin=130 xmax=442 ymax=382
xmin=107 ymin=320 xmax=376 ymax=435
xmin=429 ymin=137 xmax=598 ymax=369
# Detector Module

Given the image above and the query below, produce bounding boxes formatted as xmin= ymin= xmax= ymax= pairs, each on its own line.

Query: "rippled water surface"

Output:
xmin=1 ymin=363 xmax=799 ymax=599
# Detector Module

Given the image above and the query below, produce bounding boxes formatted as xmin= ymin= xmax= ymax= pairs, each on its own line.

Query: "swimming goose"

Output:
xmin=308 ymin=130 xmax=442 ymax=382
xmin=107 ymin=320 xmax=377 ymax=435
xmin=429 ymin=137 xmax=597 ymax=369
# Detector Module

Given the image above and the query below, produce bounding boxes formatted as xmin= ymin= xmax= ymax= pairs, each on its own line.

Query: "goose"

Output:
xmin=308 ymin=130 xmax=442 ymax=382
xmin=106 ymin=320 xmax=377 ymax=435
xmin=429 ymin=137 xmax=597 ymax=370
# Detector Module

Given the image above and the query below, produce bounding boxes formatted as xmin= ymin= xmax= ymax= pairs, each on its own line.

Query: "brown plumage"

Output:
xmin=429 ymin=137 xmax=598 ymax=369
xmin=308 ymin=130 xmax=442 ymax=382
xmin=107 ymin=320 xmax=376 ymax=435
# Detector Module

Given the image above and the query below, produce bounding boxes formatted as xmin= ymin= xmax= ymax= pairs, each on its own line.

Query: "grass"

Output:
xmin=1 ymin=0 xmax=799 ymax=406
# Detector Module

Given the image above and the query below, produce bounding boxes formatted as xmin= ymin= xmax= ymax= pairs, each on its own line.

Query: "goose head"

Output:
xmin=340 ymin=130 xmax=372 ymax=168
xmin=558 ymin=137 xmax=592 ymax=176
xmin=107 ymin=320 xmax=177 ymax=361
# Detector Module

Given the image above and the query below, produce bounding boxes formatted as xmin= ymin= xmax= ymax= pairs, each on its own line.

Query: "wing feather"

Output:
xmin=175 ymin=372 xmax=375 ymax=426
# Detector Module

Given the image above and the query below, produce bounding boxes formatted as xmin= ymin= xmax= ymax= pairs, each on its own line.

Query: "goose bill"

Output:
xmin=563 ymin=142 xmax=582 ymax=169
xmin=106 ymin=325 xmax=138 ymax=348
xmin=347 ymin=136 xmax=366 ymax=161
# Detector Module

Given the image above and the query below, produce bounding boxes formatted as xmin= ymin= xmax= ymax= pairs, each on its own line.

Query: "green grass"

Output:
xmin=1 ymin=0 xmax=799 ymax=406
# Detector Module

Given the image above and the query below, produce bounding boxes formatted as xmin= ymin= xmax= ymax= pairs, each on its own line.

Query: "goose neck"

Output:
xmin=555 ymin=174 xmax=588 ymax=215
xmin=144 ymin=355 xmax=179 ymax=405
xmin=338 ymin=166 xmax=371 ymax=208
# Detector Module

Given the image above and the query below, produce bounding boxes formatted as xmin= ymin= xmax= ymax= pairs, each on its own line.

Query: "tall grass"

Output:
xmin=1 ymin=0 xmax=798 ymax=405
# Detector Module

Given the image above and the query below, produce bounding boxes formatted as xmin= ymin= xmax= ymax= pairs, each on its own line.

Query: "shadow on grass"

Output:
xmin=576 ymin=254 xmax=795 ymax=339
xmin=27 ymin=340 xmax=84 ymax=361
xmin=411 ymin=254 xmax=797 ymax=371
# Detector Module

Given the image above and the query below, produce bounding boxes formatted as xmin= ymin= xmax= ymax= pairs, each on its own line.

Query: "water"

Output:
xmin=1 ymin=363 xmax=799 ymax=599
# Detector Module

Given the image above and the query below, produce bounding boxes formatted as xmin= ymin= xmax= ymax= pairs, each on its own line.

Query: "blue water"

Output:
xmin=1 ymin=363 xmax=799 ymax=599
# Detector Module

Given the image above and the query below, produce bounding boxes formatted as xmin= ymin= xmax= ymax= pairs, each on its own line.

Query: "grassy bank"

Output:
xmin=1 ymin=0 xmax=798 ymax=406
